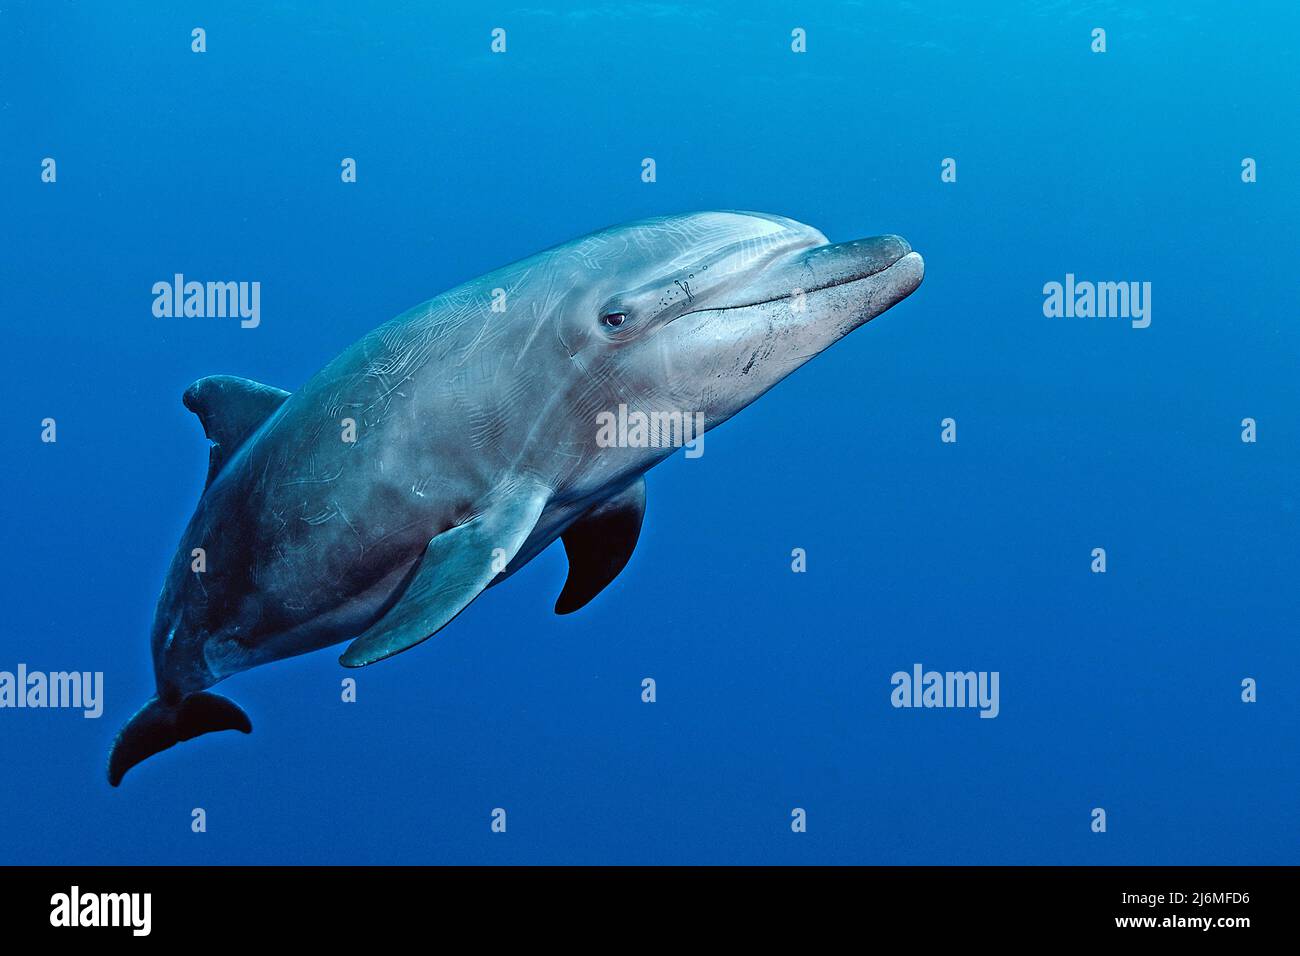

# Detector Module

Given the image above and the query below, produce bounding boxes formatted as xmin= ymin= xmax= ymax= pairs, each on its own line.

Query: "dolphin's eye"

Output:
xmin=601 ymin=311 xmax=627 ymax=329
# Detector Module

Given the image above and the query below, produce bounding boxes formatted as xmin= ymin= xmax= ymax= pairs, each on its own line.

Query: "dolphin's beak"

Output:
xmin=785 ymin=235 xmax=925 ymax=340
xmin=783 ymin=234 xmax=923 ymax=310
xmin=685 ymin=234 xmax=924 ymax=318
xmin=797 ymin=234 xmax=912 ymax=280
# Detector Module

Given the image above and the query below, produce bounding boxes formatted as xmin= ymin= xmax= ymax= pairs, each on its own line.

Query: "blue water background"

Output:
xmin=1 ymin=1 xmax=1296 ymax=863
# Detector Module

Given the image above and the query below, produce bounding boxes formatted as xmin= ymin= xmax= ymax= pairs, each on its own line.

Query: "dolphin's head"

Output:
xmin=550 ymin=211 xmax=923 ymax=479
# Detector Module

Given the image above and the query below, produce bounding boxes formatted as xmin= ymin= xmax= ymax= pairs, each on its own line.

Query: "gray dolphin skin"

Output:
xmin=107 ymin=210 xmax=924 ymax=785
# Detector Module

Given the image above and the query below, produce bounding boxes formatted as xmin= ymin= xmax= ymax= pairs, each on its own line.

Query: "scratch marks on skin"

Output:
xmin=356 ymin=297 xmax=464 ymax=400
xmin=465 ymin=400 xmax=509 ymax=451
xmin=280 ymin=467 xmax=344 ymax=487
xmin=301 ymin=506 xmax=337 ymax=526
xmin=357 ymin=375 xmax=413 ymax=424
xmin=572 ymin=234 xmax=631 ymax=272
xmin=513 ymin=264 xmax=563 ymax=369
xmin=324 ymin=395 xmax=362 ymax=421
xmin=333 ymin=500 xmax=363 ymax=553
xmin=456 ymin=303 xmax=498 ymax=368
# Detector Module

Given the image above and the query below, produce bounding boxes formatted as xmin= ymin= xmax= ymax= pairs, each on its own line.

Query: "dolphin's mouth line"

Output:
xmin=675 ymin=248 xmax=912 ymax=319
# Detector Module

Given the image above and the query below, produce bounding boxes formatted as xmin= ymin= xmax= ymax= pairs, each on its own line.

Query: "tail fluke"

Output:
xmin=107 ymin=692 xmax=252 ymax=787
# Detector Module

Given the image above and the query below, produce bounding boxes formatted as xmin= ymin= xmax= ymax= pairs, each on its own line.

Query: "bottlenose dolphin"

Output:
xmin=107 ymin=211 xmax=924 ymax=785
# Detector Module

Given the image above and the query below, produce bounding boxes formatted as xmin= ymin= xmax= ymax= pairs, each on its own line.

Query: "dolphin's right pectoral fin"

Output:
xmin=339 ymin=485 xmax=550 ymax=668
xmin=555 ymin=477 xmax=646 ymax=614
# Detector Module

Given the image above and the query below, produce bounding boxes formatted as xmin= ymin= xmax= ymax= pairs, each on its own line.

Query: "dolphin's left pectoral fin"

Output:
xmin=339 ymin=485 xmax=550 ymax=667
xmin=555 ymin=477 xmax=646 ymax=614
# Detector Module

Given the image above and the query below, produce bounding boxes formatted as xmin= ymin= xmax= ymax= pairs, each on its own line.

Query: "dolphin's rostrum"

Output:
xmin=107 ymin=211 xmax=924 ymax=785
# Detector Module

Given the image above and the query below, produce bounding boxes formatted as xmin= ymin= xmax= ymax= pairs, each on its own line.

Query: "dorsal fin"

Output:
xmin=182 ymin=375 xmax=290 ymax=486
